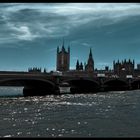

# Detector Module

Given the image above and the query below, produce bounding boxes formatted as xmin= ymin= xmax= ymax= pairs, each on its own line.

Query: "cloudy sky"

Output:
xmin=0 ymin=3 xmax=140 ymax=71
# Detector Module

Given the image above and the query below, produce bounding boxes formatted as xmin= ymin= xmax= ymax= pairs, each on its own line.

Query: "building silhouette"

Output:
xmin=113 ymin=59 xmax=135 ymax=77
xmin=137 ymin=64 xmax=140 ymax=70
xmin=76 ymin=60 xmax=83 ymax=71
xmin=76 ymin=60 xmax=80 ymax=70
xmin=28 ymin=67 xmax=42 ymax=73
xmin=75 ymin=48 xmax=94 ymax=72
xmin=56 ymin=40 xmax=70 ymax=72
xmin=55 ymin=40 xmax=140 ymax=78
xmin=85 ymin=48 xmax=94 ymax=72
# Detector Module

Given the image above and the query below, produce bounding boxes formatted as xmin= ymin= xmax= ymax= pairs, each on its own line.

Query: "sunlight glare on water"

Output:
xmin=0 ymin=88 xmax=140 ymax=137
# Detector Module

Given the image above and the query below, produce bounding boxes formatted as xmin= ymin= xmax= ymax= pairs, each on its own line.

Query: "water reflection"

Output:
xmin=0 ymin=89 xmax=140 ymax=137
xmin=0 ymin=86 xmax=23 ymax=97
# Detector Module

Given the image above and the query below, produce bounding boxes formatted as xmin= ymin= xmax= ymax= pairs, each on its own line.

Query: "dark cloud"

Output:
xmin=0 ymin=3 xmax=140 ymax=70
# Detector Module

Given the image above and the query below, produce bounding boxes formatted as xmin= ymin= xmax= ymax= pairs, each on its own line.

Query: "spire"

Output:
xmin=62 ymin=37 xmax=65 ymax=52
xmin=84 ymin=62 xmax=86 ymax=66
xmin=113 ymin=60 xmax=115 ymax=65
xmin=88 ymin=48 xmax=94 ymax=63
xmin=80 ymin=62 xmax=83 ymax=70
xmin=124 ymin=59 xmax=126 ymax=63
xmin=76 ymin=60 xmax=79 ymax=65
xmin=76 ymin=60 xmax=79 ymax=70
xmin=57 ymin=46 xmax=59 ymax=53
xmin=86 ymin=47 xmax=94 ymax=72
xmin=84 ymin=62 xmax=86 ymax=70
xmin=113 ymin=60 xmax=115 ymax=67
xmin=133 ymin=59 xmax=135 ymax=65
xmin=62 ymin=37 xmax=64 ymax=47
xmin=117 ymin=59 xmax=119 ymax=63
xmin=89 ymin=48 xmax=92 ymax=57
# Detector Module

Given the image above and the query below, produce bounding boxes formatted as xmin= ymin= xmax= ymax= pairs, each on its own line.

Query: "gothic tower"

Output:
xmin=76 ymin=60 xmax=83 ymax=71
xmin=113 ymin=59 xmax=135 ymax=77
xmin=56 ymin=40 xmax=70 ymax=71
xmin=76 ymin=60 xmax=79 ymax=70
xmin=85 ymin=48 xmax=94 ymax=72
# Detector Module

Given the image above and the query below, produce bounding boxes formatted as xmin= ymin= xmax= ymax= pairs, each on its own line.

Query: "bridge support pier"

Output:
xmin=127 ymin=78 xmax=132 ymax=90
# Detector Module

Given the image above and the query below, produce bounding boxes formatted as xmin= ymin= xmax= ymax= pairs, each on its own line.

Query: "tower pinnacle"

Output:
xmin=62 ymin=37 xmax=64 ymax=47
xmin=89 ymin=48 xmax=92 ymax=57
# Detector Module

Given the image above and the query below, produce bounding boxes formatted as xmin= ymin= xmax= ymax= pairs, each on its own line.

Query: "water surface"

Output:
xmin=0 ymin=87 xmax=140 ymax=137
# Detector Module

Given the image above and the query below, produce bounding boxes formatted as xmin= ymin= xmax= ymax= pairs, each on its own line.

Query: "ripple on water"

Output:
xmin=3 ymin=135 xmax=12 ymax=137
xmin=0 ymin=90 xmax=140 ymax=137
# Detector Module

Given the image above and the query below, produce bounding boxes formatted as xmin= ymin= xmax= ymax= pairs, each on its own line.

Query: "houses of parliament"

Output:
xmin=56 ymin=40 xmax=140 ymax=78
xmin=56 ymin=41 xmax=94 ymax=73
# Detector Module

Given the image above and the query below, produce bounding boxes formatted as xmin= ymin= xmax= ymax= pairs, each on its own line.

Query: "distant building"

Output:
xmin=75 ymin=48 xmax=94 ymax=75
xmin=28 ymin=67 xmax=41 ymax=73
xmin=105 ymin=66 xmax=109 ymax=71
xmin=80 ymin=62 xmax=83 ymax=70
xmin=76 ymin=60 xmax=79 ymax=70
xmin=56 ymin=40 xmax=140 ymax=78
xmin=113 ymin=59 xmax=135 ymax=77
xmin=85 ymin=48 xmax=94 ymax=72
xmin=137 ymin=64 xmax=140 ymax=70
xmin=76 ymin=60 xmax=83 ymax=71
xmin=56 ymin=40 xmax=70 ymax=72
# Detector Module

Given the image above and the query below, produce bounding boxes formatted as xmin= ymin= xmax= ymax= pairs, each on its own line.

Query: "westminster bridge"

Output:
xmin=0 ymin=71 xmax=140 ymax=96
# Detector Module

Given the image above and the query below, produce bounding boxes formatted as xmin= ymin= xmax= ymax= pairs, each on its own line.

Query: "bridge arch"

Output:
xmin=131 ymin=80 xmax=140 ymax=90
xmin=0 ymin=78 xmax=59 ymax=96
xmin=63 ymin=78 xmax=100 ymax=93
xmin=103 ymin=79 xmax=129 ymax=91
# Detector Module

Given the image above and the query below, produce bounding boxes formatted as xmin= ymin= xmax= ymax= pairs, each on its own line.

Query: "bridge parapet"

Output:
xmin=0 ymin=72 xmax=140 ymax=96
xmin=1 ymin=73 xmax=140 ymax=85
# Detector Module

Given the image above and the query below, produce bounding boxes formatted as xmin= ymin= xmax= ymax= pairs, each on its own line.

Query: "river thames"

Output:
xmin=0 ymin=87 xmax=140 ymax=137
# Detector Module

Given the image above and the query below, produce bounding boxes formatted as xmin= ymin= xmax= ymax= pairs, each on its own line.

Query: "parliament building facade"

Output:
xmin=56 ymin=41 xmax=140 ymax=78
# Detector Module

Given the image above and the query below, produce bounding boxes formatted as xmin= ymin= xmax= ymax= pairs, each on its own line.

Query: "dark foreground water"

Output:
xmin=0 ymin=87 xmax=140 ymax=137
